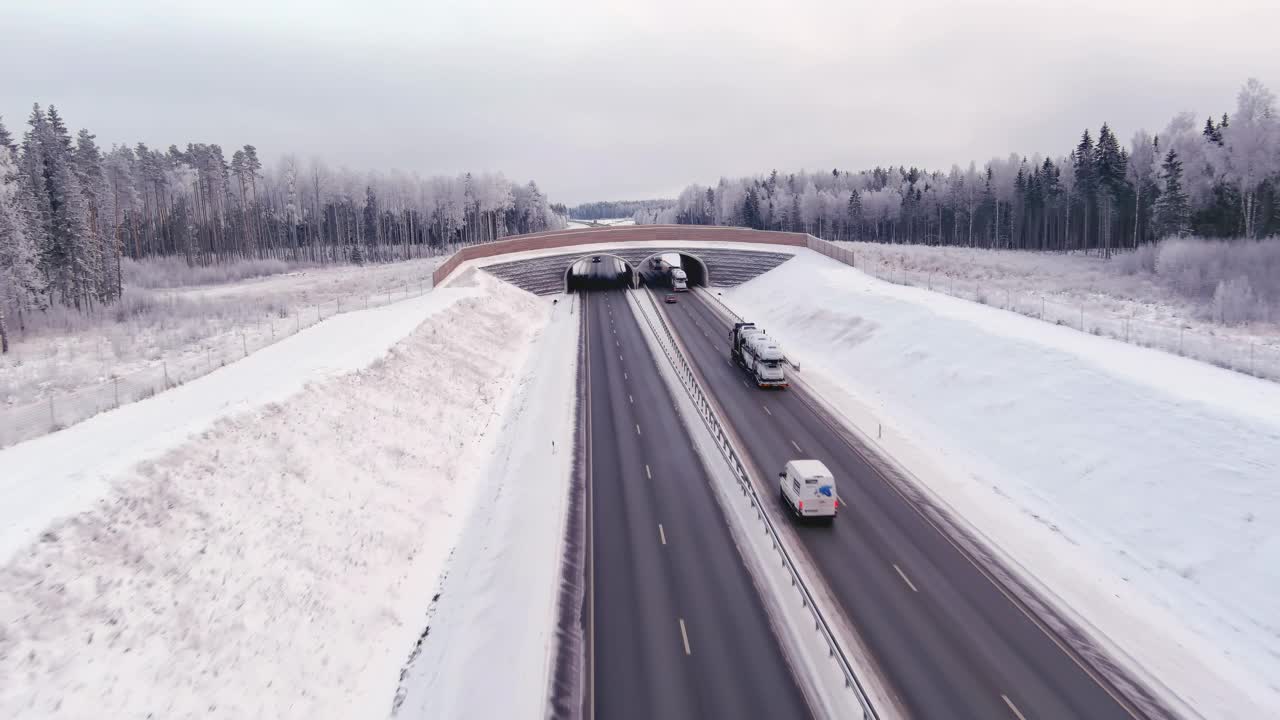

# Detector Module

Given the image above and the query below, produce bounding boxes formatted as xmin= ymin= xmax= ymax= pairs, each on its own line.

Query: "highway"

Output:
xmin=657 ymin=289 xmax=1141 ymax=720
xmin=581 ymin=288 xmax=811 ymax=720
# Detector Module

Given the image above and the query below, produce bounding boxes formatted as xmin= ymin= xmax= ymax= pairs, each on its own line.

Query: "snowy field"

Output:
xmin=0 ymin=256 xmax=442 ymax=411
xmin=723 ymin=250 xmax=1280 ymax=718
xmin=0 ymin=274 xmax=551 ymax=719
xmin=837 ymin=241 xmax=1280 ymax=381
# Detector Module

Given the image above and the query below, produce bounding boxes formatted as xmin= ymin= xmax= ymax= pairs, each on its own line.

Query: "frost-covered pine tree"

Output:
xmin=74 ymin=129 xmax=120 ymax=303
xmin=23 ymin=105 xmax=94 ymax=309
xmin=1152 ymin=149 xmax=1191 ymax=239
xmin=846 ymin=187 xmax=862 ymax=240
xmin=1094 ymin=124 xmax=1128 ymax=257
xmin=0 ymin=122 xmax=45 ymax=353
xmin=1072 ymin=131 xmax=1096 ymax=251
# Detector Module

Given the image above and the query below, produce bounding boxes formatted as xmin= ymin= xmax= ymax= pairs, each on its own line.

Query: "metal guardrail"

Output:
xmin=631 ymin=288 xmax=880 ymax=720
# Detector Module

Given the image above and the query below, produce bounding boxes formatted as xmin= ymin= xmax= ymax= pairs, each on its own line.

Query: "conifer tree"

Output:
xmin=1152 ymin=149 xmax=1190 ymax=239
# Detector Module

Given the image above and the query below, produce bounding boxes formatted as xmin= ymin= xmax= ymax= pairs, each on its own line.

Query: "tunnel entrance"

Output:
xmin=637 ymin=252 xmax=709 ymax=291
xmin=565 ymin=254 xmax=638 ymax=292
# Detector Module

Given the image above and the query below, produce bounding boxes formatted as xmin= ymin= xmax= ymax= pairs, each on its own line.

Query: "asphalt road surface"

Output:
xmin=658 ymin=289 xmax=1140 ymax=720
xmin=582 ymin=289 xmax=812 ymax=720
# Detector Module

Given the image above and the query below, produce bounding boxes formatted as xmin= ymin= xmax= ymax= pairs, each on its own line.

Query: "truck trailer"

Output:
xmin=650 ymin=256 xmax=689 ymax=291
xmin=670 ymin=267 xmax=688 ymax=291
xmin=730 ymin=322 xmax=788 ymax=388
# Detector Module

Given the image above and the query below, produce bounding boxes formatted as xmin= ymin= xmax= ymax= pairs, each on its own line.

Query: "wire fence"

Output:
xmin=1 ymin=278 xmax=434 ymax=449
xmin=806 ymin=237 xmax=1280 ymax=382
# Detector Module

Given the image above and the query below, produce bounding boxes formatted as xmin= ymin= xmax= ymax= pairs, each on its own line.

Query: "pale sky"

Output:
xmin=3 ymin=0 xmax=1277 ymax=205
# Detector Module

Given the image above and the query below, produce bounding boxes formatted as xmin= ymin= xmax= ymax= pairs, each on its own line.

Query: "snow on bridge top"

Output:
xmin=431 ymin=225 xmax=807 ymax=288
xmin=482 ymin=247 xmax=795 ymax=295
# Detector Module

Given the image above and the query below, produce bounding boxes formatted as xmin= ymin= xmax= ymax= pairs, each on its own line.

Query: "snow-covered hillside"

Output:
xmin=723 ymin=250 xmax=1280 ymax=718
xmin=0 ymin=274 xmax=551 ymax=719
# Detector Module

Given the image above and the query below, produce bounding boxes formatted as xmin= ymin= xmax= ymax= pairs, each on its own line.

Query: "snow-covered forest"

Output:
xmin=570 ymin=199 xmax=672 ymax=221
xmin=0 ymin=104 xmax=566 ymax=353
xmin=638 ymin=79 xmax=1280 ymax=253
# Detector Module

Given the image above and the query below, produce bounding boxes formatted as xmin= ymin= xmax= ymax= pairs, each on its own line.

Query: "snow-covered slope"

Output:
xmin=392 ymin=292 xmax=579 ymax=719
xmin=0 ymin=285 xmax=479 ymax=563
xmin=723 ymin=250 xmax=1280 ymax=718
xmin=0 ymin=275 xmax=549 ymax=719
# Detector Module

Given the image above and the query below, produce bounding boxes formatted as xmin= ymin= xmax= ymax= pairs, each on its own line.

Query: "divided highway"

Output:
xmin=658 ymin=290 xmax=1140 ymax=720
xmin=581 ymin=289 xmax=811 ymax=720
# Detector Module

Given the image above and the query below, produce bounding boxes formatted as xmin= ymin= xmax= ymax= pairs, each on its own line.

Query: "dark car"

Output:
xmin=665 ymin=294 xmax=677 ymax=304
xmin=591 ymin=256 xmax=601 ymax=263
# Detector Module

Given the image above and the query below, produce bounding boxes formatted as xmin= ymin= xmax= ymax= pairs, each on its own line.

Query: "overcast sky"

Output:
xmin=3 ymin=0 xmax=1277 ymax=205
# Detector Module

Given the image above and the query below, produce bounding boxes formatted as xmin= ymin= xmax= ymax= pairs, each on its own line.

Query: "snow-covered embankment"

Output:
xmin=0 ymin=273 xmax=549 ymax=718
xmin=723 ymin=250 xmax=1280 ymax=719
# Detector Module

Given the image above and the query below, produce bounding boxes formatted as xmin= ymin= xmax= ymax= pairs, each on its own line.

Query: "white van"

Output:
xmin=779 ymin=459 xmax=838 ymax=522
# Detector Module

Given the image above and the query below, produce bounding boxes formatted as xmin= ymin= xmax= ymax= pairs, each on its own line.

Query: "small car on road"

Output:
xmin=665 ymin=294 xmax=677 ymax=304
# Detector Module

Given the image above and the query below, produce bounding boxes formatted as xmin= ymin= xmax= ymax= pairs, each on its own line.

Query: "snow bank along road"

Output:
xmin=391 ymin=288 xmax=580 ymax=719
xmin=659 ymin=289 xmax=1154 ymax=720
xmin=580 ymin=289 xmax=811 ymax=719
xmin=0 ymin=276 xmax=547 ymax=719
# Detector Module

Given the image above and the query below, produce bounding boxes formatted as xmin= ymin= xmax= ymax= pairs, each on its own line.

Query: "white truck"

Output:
xmin=650 ymin=256 xmax=689 ymax=291
xmin=779 ymin=459 xmax=838 ymax=522
xmin=730 ymin=322 xmax=788 ymax=388
xmin=670 ymin=267 xmax=688 ymax=291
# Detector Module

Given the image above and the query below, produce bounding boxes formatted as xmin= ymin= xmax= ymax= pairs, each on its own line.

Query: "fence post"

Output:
xmin=242 ymin=333 xmax=248 ymax=357
xmin=163 ymin=360 xmax=170 ymax=388
xmin=113 ymin=377 xmax=120 ymax=407
xmin=1041 ymin=297 xmax=1045 ymax=319
xmin=1079 ymin=306 xmax=1084 ymax=331
xmin=1251 ymin=343 xmax=1255 ymax=376
xmin=1179 ymin=328 xmax=1184 ymax=355
xmin=49 ymin=396 xmax=55 ymax=427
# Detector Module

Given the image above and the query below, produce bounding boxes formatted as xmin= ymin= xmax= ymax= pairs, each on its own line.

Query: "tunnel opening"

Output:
xmin=565 ymin=254 xmax=638 ymax=293
xmin=637 ymin=252 xmax=709 ymax=291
